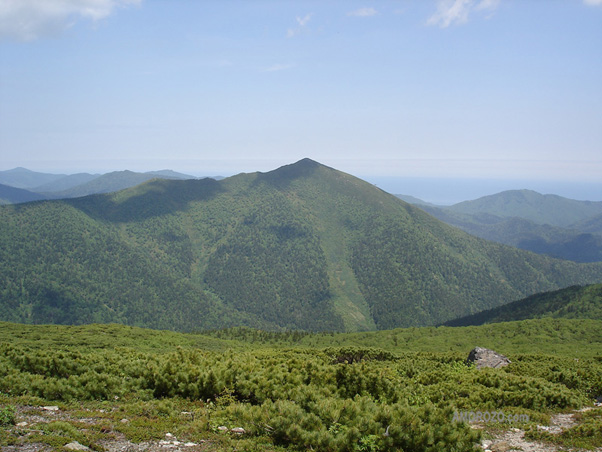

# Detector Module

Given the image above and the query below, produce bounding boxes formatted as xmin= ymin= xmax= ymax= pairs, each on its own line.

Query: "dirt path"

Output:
xmin=481 ymin=407 xmax=602 ymax=452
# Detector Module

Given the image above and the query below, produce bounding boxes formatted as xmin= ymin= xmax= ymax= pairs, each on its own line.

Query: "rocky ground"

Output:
xmin=480 ymin=406 xmax=602 ymax=452
xmin=1 ymin=403 xmax=601 ymax=452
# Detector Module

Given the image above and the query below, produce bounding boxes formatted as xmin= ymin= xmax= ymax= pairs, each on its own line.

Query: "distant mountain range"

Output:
xmin=400 ymin=190 xmax=602 ymax=263
xmin=445 ymin=283 xmax=602 ymax=326
xmin=1 ymin=159 xmax=601 ymax=332
xmin=0 ymin=167 xmax=197 ymax=203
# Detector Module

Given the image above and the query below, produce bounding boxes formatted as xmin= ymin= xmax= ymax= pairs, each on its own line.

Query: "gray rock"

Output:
xmin=64 ymin=441 xmax=91 ymax=451
xmin=231 ymin=427 xmax=245 ymax=435
xmin=41 ymin=406 xmax=59 ymax=411
xmin=467 ymin=347 xmax=511 ymax=369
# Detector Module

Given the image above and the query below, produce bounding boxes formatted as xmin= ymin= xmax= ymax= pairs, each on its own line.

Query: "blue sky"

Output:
xmin=1 ymin=0 xmax=601 ymax=202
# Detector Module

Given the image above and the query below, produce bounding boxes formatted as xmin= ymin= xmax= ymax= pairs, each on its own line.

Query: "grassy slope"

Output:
xmin=1 ymin=159 xmax=602 ymax=332
xmin=445 ymin=283 xmax=602 ymax=327
xmin=3 ymin=318 xmax=600 ymax=358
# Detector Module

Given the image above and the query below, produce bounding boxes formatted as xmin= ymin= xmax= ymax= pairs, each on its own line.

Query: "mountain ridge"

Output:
xmin=445 ymin=283 xmax=602 ymax=326
xmin=1 ymin=159 xmax=601 ymax=332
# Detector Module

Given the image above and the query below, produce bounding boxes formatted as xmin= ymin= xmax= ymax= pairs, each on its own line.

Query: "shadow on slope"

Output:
xmin=66 ymin=178 xmax=226 ymax=222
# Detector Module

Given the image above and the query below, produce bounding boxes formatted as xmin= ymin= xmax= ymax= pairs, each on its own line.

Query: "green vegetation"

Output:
xmin=447 ymin=189 xmax=602 ymax=228
xmin=414 ymin=189 xmax=602 ymax=263
xmin=1 ymin=320 xmax=601 ymax=451
xmin=447 ymin=283 xmax=602 ymax=326
xmin=1 ymin=159 xmax=602 ymax=332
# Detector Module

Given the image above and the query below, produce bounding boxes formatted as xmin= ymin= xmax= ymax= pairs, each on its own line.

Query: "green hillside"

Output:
xmin=419 ymin=206 xmax=602 ymax=263
xmin=45 ymin=170 xmax=194 ymax=199
xmin=448 ymin=189 xmax=602 ymax=228
xmin=0 ymin=183 xmax=46 ymax=205
xmin=1 ymin=159 xmax=602 ymax=332
xmin=445 ymin=283 xmax=602 ymax=327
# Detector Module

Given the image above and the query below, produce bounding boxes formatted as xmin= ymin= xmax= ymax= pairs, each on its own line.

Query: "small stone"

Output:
xmin=489 ymin=441 xmax=511 ymax=452
xmin=64 ymin=441 xmax=91 ymax=451
xmin=165 ymin=433 xmax=174 ymax=439
xmin=510 ymin=427 xmax=521 ymax=433
xmin=217 ymin=425 xmax=228 ymax=432
xmin=173 ymin=441 xmax=181 ymax=446
xmin=42 ymin=406 xmax=59 ymax=411
xmin=16 ymin=422 xmax=28 ymax=427
xmin=231 ymin=427 xmax=245 ymax=435
xmin=184 ymin=442 xmax=197 ymax=447
xmin=120 ymin=418 xmax=129 ymax=424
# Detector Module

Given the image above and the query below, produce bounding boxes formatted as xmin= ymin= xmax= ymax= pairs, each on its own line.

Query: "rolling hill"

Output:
xmin=447 ymin=189 xmax=602 ymax=228
xmin=418 ymin=205 xmax=602 ymax=263
xmin=43 ymin=170 xmax=195 ymax=198
xmin=1 ymin=159 xmax=601 ymax=332
xmin=0 ymin=167 xmax=67 ymax=189
xmin=445 ymin=283 xmax=602 ymax=326
xmin=0 ymin=183 xmax=46 ymax=205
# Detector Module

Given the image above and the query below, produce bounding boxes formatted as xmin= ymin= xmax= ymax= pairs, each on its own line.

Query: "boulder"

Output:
xmin=63 ymin=441 xmax=91 ymax=451
xmin=467 ymin=347 xmax=510 ymax=369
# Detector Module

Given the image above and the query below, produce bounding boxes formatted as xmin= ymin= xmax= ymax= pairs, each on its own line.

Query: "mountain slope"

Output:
xmin=46 ymin=170 xmax=194 ymax=198
xmin=448 ymin=189 xmax=602 ymax=228
xmin=0 ymin=167 xmax=66 ymax=189
xmin=32 ymin=173 xmax=100 ymax=193
xmin=1 ymin=159 xmax=601 ymax=332
xmin=0 ymin=183 xmax=46 ymax=204
xmin=419 ymin=206 xmax=602 ymax=263
xmin=445 ymin=283 xmax=602 ymax=326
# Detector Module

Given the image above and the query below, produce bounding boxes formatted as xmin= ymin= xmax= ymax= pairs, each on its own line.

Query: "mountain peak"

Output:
xmin=257 ymin=158 xmax=327 ymax=187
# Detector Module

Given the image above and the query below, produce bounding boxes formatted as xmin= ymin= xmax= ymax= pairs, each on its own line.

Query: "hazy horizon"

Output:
xmin=1 ymin=1 xmax=600 ymax=197
xmin=2 ymin=158 xmax=601 ymax=205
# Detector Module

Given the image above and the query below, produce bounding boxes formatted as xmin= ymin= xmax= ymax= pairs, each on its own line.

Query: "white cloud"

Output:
xmin=263 ymin=63 xmax=295 ymax=73
xmin=347 ymin=7 xmax=378 ymax=17
xmin=296 ymin=13 xmax=312 ymax=27
xmin=286 ymin=12 xmax=312 ymax=38
xmin=584 ymin=0 xmax=602 ymax=5
xmin=427 ymin=0 xmax=499 ymax=28
xmin=0 ymin=0 xmax=141 ymax=41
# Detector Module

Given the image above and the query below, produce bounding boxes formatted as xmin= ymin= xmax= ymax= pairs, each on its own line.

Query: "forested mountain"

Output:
xmin=31 ymin=173 xmax=100 ymax=192
xmin=0 ymin=167 xmax=67 ymax=189
xmin=417 ymin=206 xmax=602 ymax=263
xmin=573 ymin=213 xmax=602 ymax=235
xmin=1 ymin=159 xmax=602 ymax=332
xmin=445 ymin=283 xmax=602 ymax=326
xmin=43 ymin=170 xmax=194 ymax=198
xmin=0 ymin=183 xmax=46 ymax=205
xmin=0 ymin=168 xmax=197 ymax=203
xmin=447 ymin=189 xmax=602 ymax=228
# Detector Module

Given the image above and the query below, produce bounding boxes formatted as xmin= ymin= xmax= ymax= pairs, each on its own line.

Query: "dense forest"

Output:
xmin=1 ymin=159 xmax=601 ymax=332
xmin=446 ymin=283 xmax=602 ymax=326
